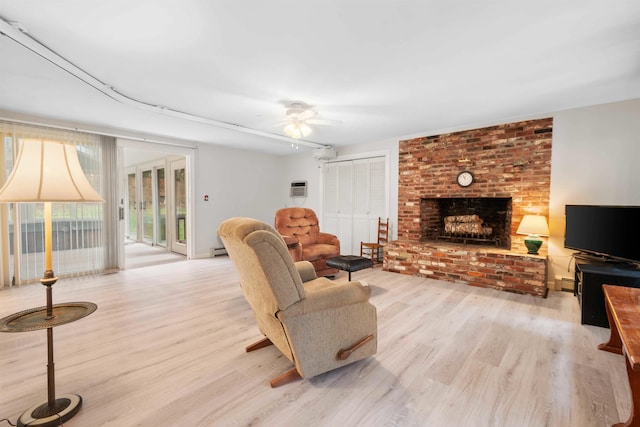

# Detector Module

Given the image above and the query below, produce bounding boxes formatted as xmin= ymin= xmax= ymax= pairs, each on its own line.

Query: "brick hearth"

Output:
xmin=388 ymin=118 xmax=552 ymax=297
xmin=384 ymin=241 xmax=548 ymax=297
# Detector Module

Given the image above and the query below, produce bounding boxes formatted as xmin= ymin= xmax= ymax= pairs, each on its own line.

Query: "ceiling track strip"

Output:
xmin=0 ymin=18 xmax=329 ymax=150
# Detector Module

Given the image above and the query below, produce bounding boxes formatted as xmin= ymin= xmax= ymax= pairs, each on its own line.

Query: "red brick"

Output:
xmin=385 ymin=240 xmax=547 ymax=297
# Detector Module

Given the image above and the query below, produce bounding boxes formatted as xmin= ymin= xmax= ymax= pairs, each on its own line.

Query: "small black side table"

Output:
xmin=326 ymin=255 xmax=374 ymax=281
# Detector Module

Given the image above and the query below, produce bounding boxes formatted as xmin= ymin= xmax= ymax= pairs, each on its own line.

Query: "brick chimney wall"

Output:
xmin=398 ymin=118 xmax=553 ymax=253
xmin=386 ymin=118 xmax=553 ymax=297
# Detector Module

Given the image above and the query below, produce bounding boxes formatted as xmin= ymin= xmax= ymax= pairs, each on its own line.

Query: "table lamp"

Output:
xmin=516 ymin=215 xmax=550 ymax=255
xmin=0 ymin=139 xmax=103 ymax=427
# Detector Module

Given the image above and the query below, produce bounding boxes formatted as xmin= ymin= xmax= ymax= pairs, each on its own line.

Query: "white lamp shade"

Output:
xmin=516 ymin=215 xmax=549 ymax=236
xmin=0 ymin=139 xmax=103 ymax=203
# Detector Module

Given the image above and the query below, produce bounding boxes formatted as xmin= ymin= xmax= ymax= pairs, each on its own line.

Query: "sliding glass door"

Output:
xmin=156 ymin=167 xmax=167 ymax=247
xmin=125 ymin=162 xmax=168 ymax=248
xmin=127 ymin=171 xmax=137 ymax=241
xmin=170 ymin=158 xmax=187 ymax=255
xmin=123 ymin=156 xmax=188 ymax=255
xmin=141 ymin=169 xmax=154 ymax=243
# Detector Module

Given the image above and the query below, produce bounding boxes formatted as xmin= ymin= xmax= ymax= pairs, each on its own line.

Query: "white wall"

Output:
xmin=548 ymin=98 xmax=640 ymax=285
xmin=278 ymin=151 xmax=323 ymax=213
xmin=194 ymin=143 xmax=285 ymax=257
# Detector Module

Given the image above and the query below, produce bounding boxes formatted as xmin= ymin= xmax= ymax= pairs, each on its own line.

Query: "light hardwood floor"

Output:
xmin=0 ymin=257 xmax=631 ymax=426
xmin=124 ymin=242 xmax=186 ymax=270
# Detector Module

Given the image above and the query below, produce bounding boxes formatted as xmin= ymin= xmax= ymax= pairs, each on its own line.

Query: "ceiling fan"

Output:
xmin=280 ymin=102 xmax=340 ymax=139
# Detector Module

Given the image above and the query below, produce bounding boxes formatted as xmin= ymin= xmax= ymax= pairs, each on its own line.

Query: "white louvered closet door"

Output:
xmin=322 ymin=156 xmax=387 ymax=255
xmin=322 ymin=162 xmax=339 ymax=236
xmin=337 ymin=161 xmax=354 ymax=253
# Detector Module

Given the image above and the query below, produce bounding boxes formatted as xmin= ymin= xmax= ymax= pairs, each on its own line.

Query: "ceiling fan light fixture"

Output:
xmin=299 ymin=123 xmax=312 ymax=137
xmin=284 ymin=123 xmax=299 ymax=138
xmin=284 ymin=122 xmax=312 ymax=139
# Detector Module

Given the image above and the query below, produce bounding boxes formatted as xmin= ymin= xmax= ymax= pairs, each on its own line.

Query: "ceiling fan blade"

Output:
xmin=298 ymin=109 xmax=317 ymax=121
xmin=307 ymin=118 xmax=342 ymax=126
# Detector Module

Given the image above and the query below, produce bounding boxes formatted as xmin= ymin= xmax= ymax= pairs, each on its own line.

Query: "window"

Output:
xmin=0 ymin=120 xmax=117 ymax=286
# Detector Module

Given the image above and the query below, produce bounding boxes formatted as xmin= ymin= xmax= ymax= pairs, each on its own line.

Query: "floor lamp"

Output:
xmin=0 ymin=139 xmax=103 ymax=427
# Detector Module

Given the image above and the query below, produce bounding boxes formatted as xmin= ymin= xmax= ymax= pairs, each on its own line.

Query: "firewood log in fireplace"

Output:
xmin=444 ymin=215 xmax=493 ymax=237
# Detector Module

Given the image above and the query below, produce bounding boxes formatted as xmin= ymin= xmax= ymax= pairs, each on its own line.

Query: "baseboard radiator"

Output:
xmin=212 ymin=247 xmax=227 ymax=257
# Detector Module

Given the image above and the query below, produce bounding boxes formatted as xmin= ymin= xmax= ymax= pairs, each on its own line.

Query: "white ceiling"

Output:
xmin=0 ymin=1 xmax=639 ymax=156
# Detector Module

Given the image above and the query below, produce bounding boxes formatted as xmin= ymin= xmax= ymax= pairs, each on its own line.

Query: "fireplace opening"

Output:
xmin=420 ymin=197 xmax=512 ymax=249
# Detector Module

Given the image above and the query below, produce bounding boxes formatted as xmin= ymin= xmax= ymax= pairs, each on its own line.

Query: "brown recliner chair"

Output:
xmin=217 ymin=217 xmax=377 ymax=387
xmin=274 ymin=207 xmax=340 ymax=277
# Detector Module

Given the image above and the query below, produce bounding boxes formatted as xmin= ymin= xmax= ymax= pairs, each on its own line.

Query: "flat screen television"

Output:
xmin=565 ymin=205 xmax=640 ymax=265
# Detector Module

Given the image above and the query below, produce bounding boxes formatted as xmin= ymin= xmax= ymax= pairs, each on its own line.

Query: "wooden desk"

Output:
xmin=599 ymin=285 xmax=640 ymax=427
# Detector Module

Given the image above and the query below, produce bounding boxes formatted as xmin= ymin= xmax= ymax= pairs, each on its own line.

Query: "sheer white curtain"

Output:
xmin=0 ymin=120 xmax=118 ymax=286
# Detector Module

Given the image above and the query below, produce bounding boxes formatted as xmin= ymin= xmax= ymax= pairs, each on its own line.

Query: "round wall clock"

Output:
xmin=457 ymin=171 xmax=474 ymax=187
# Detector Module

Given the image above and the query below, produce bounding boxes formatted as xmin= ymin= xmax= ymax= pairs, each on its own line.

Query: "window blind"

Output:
xmin=0 ymin=120 xmax=117 ymax=286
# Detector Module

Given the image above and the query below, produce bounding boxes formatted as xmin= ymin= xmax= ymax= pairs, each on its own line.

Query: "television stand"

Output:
xmin=575 ymin=262 xmax=640 ymax=327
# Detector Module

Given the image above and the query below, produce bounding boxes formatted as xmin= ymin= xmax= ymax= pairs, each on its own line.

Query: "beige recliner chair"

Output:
xmin=218 ymin=217 xmax=377 ymax=387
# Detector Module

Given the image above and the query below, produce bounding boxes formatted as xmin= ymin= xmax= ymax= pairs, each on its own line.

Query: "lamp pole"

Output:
xmin=42 ymin=202 xmax=58 ymax=413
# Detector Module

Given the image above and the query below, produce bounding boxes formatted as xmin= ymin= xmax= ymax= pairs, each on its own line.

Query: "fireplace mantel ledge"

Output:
xmin=386 ymin=240 xmax=547 ymax=259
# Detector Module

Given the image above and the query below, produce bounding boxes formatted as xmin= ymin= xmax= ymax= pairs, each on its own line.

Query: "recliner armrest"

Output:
xmin=281 ymin=234 xmax=303 ymax=262
xmin=281 ymin=235 xmax=300 ymax=247
xmin=316 ymin=232 xmax=340 ymax=247
xmin=278 ymin=280 xmax=371 ymax=318
xmin=295 ymin=261 xmax=317 ymax=282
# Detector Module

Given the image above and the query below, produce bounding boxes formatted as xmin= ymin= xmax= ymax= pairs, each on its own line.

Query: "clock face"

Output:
xmin=457 ymin=171 xmax=474 ymax=187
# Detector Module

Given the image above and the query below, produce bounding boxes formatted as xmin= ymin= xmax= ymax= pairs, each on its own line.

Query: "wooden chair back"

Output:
xmin=377 ymin=218 xmax=389 ymax=245
xmin=360 ymin=217 xmax=389 ymax=263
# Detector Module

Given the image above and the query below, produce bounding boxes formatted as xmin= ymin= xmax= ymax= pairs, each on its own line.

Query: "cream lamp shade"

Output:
xmin=0 ymin=139 xmax=104 ymax=203
xmin=516 ymin=215 xmax=549 ymax=255
xmin=516 ymin=215 xmax=550 ymax=236
xmin=0 ymin=138 xmax=103 ymax=275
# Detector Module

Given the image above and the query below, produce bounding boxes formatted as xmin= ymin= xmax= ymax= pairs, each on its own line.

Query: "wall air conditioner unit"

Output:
xmin=290 ymin=181 xmax=308 ymax=197
xmin=313 ymin=147 xmax=337 ymax=160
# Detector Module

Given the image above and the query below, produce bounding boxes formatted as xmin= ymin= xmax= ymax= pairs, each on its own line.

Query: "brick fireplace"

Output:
xmin=385 ymin=118 xmax=553 ymax=297
xmin=422 ymin=197 xmax=512 ymax=248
